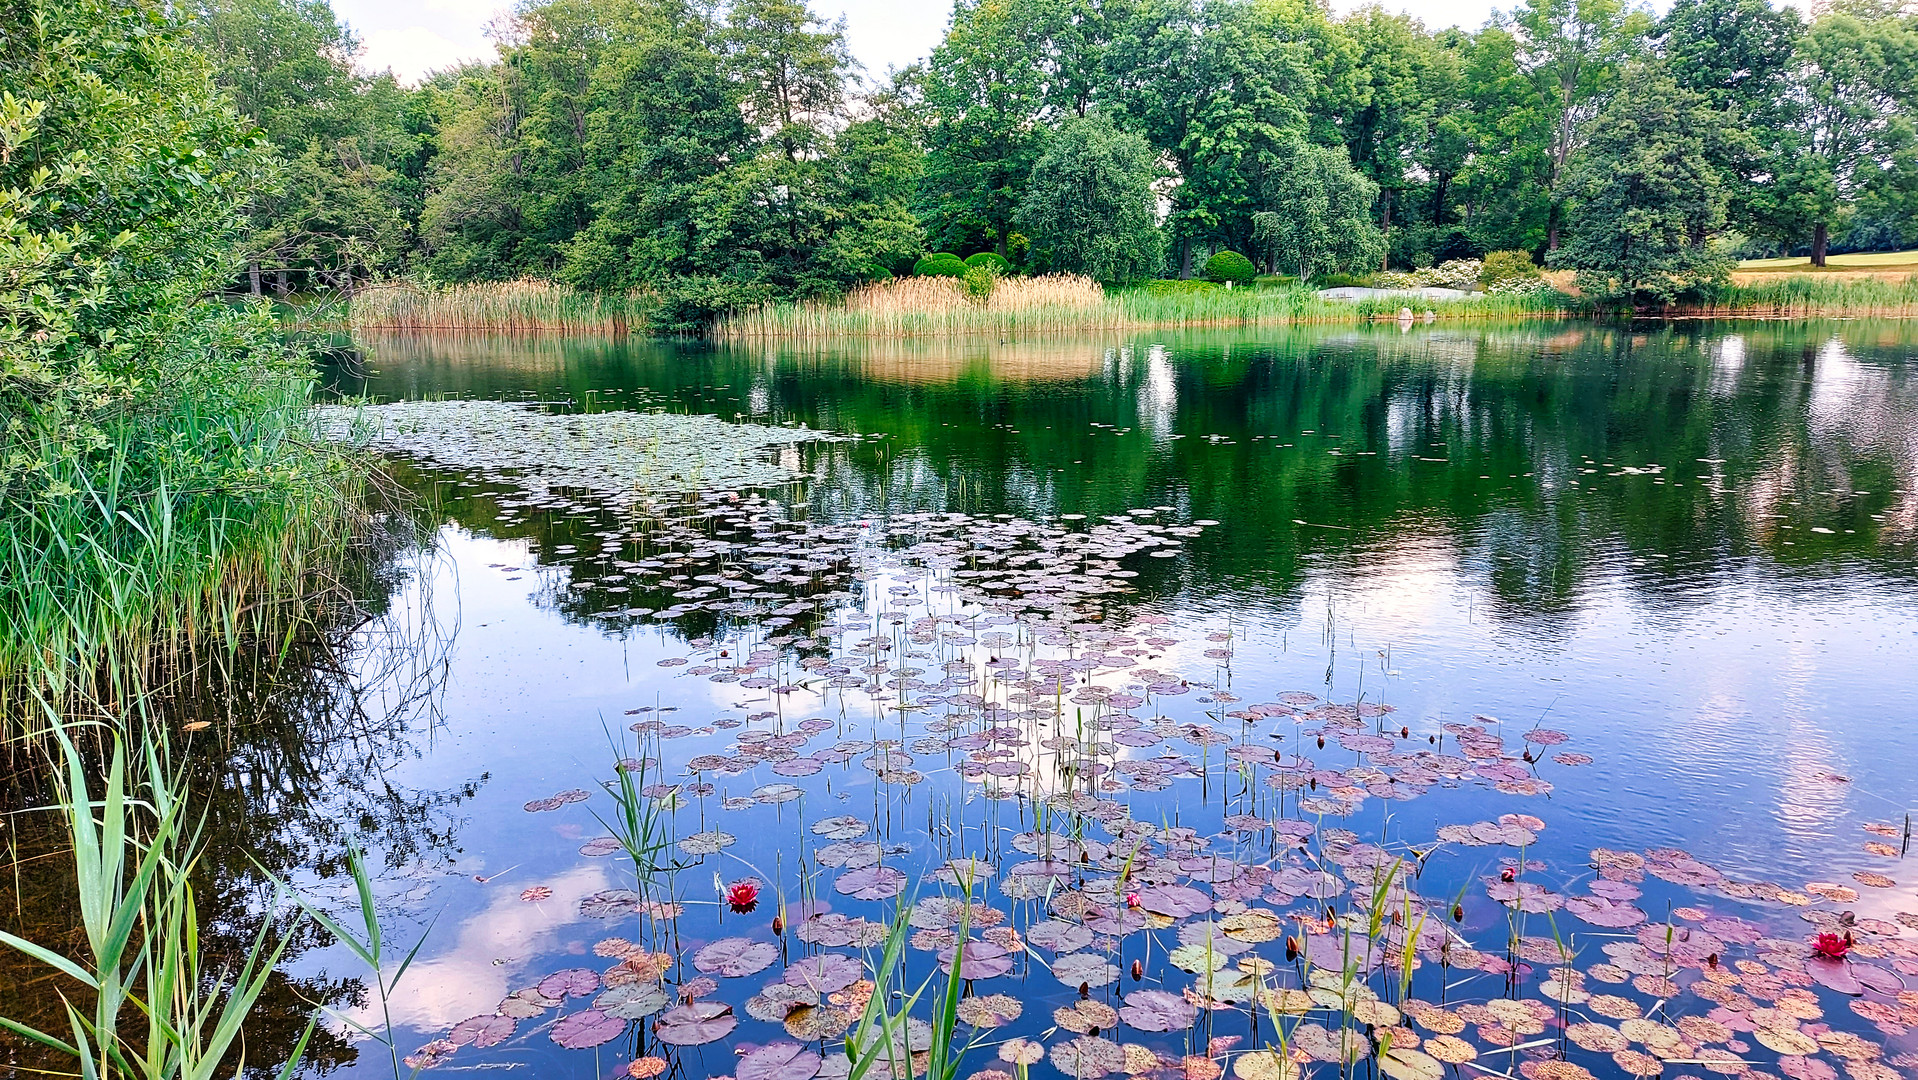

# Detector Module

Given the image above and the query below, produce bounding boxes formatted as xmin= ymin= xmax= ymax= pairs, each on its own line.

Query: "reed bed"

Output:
xmin=717 ymin=275 xmax=1576 ymax=337
xmin=1683 ymin=273 xmax=1918 ymax=317
xmin=0 ymin=379 xmax=367 ymax=731
xmin=347 ymin=279 xmax=653 ymax=333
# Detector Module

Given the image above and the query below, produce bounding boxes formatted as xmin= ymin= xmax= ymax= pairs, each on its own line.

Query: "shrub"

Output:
xmin=1376 ymin=258 xmax=1483 ymax=290
xmin=962 ymin=265 xmax=996 ymax=302
xmin=964 ymin=252 xmax=1012 ymax=275
xmin=1311 ymin=272 xmax=1374 ymax=289
xmin=1254 ymin=274 xmax=1299 ymax=287
xmin=646 ymin=276 xmax=773 ymax=335
xmin=1144 ymin=279 xmax=1220 ymax=295
xmin=914 ymin=254 xmax=968 ymax=278
xmin=1481 ymin=250 xmax=1541 ymax=286
xmin=1203 ymin=250 xmax=1257 ymax=285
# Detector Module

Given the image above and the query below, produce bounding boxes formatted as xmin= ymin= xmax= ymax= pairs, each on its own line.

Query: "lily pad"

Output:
xmin=654 ymin=1002 xmax=738 ymax=1046
xmin=550 ymin=1009 xmax=625 ymax=1049
xmin=694 ymin=937 xmax=779 ymax=978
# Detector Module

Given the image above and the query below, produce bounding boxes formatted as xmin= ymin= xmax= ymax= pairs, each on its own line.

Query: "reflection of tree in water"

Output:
xmin=0 ymin=505 xmax=472 ymax=1079
xmin=334 ymin=321 xmax=1918 ymax=633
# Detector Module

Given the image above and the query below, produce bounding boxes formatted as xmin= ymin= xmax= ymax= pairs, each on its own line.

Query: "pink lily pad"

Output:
xmin=550 ymin=1009 xmax=624 ymax=1049
xmin=654 ymin=1002 xmax=738 ymax=1046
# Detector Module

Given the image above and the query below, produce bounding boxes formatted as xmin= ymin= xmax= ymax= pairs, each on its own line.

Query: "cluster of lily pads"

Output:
xmin=353 ymin=409 xmax=1916 ymax=1080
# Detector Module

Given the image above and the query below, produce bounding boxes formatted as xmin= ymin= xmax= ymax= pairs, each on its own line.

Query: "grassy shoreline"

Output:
xmin=340 ymin=273 xmax=1918 ymax=338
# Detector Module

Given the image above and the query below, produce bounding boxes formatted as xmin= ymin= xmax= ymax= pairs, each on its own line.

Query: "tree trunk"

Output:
xmin=1179 ymin=238 xmax=1193 ymax=279
xmin=1811 ymin=222 xmax=1829 ymax=267
xmin=248 ymin=262 xmax=261 ymax=297
xmin=1380 ymin=188 xmax=1392 ymax=272
xmin=275 ymin=269 xmax=289 ymax=297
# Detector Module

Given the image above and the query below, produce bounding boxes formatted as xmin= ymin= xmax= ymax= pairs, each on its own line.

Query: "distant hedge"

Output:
xmin=914 ymin=253 xmax=968 ymax=277
xmin=964 ymin=252 xmax=1012 ymax=275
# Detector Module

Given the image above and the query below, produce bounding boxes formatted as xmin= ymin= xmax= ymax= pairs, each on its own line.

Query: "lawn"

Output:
xmin=1736 ymin=249 xmax=1918 ymax=275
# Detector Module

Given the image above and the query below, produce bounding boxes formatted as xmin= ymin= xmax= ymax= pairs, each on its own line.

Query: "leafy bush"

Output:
xmin=1254 ymin=274 xmax=1299 ymax=287
xmin=962 ymin=265 xmax=996 ymax=302
xmin=964 ymin=252 xmax=1012 ymax=275
xmin=1485 ymin=277 xmax=1554 ymax=295
xmin=913 ymin=254 xmax=968 ymax=278
xmin=645 ymin=276 xmax=773 ymax=335
xmin=1311 ymin=272 xmax=1374 ymax=289
xmin=1481 ymin=250 xmax=1541 ymax=286
xmin=1203 ymin=250 xmax=1256 ymax=285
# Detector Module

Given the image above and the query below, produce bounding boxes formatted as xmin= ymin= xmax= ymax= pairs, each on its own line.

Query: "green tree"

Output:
xmin=1549 ymin=66 xmax=1733 ymax=302
xmin=1776 ymin=4 xmax=1918 ymax=263
xmin=1505 ymin=0 xmax=1652 ymax=250
xmin=1655 ymin=0 xmax=1802 ymax=250
xmin=1015 ymin=112 xmax=1163 ymax=283
xmin=1450 ymin=27 xmax=1553 ymax=256
xmin=917 ymin=0 xmax=1060 ymax=255
xmin=191 ymin=0 xmax=423 ymax=290
xmin=1250 ymin=137 xmax=1386 ymax=280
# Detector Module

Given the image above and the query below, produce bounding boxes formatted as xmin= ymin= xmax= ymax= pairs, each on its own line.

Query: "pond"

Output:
xmin=46 ymin=322 xmax=1918 ymax=1080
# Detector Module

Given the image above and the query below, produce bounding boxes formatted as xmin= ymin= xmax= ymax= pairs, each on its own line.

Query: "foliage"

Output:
xmin=1249 ymin=136 xmax=1387 ymax=279
xmin=190 ymin=0 xmax=425 ymax=290
xmin=1203 ymin=251 xmax=1257 ymax=285
xmin=964 ymin=251 xmax=1012 ymax=275
xmin=1549 ymin=65 xmax=1735 ymax=301
xmin=961 ymin=265 xmax=997 ymax=302
xmin=1481 ymin=249 xmax=1543 ymax=284
xmin=1015 ymin=113 xmax=1164 ymax=284
xmin=1376 ymin=259 xmax=1485 ymax=289
xmin=0 ymin=0 xmax=360 ymax=705
xmin=915 ymin=254 xmax=969 ymax=278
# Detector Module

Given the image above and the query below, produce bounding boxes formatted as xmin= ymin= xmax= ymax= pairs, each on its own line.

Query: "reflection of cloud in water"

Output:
xmin=1138 ymin=345 xmax=1177 ymax=442
xmin=349 ymin=864 xmax=611 ymax=1033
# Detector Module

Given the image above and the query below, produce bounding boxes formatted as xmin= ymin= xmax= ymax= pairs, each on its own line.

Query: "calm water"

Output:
xmin=18 ymin=321 xmax=1918 ymax=1080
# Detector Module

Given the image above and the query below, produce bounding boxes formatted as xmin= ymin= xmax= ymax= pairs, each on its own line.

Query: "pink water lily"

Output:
xmin=726 ymin=878 xmax=761 ymax=914
xmin=1812 ymin=931 xmax=1852 ymax=960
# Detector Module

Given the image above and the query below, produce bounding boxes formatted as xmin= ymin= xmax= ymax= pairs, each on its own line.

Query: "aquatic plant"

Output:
xmin=0 ymin=719 xmax=314 ymax=1080
xmin=343 ymin=280 xmax=655 ymax=334
xmin=285 ymin=840 xmax=436 ymax=1080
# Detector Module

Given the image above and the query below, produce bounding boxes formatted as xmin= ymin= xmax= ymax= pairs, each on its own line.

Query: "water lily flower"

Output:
xmin=1812 ymin=931 xmax=1852 ymax=960
xmin=1125 ymin=892 xmax=1141 ymax=908
xmin=726 ymin=878 xmax=760 ymax=914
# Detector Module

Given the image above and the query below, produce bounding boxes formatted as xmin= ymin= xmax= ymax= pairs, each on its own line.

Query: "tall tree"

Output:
xmin=1549 ymin=65 xmax=1733 ymax=301
xmin=1777 ymin=4 xmax=1918 ymax=263
xmin=1655 ymin=0 xmax=1801 ymax=250
xmin=191 ymin=0 xmax=423 ymax=289
xmin=1015 ymin=112 xmax=1164 ymax=283
xmin=1504 ymin=0 xmax=1651 ymax=250
xmin=1250 ymin=137 xmax=1386 ymax=280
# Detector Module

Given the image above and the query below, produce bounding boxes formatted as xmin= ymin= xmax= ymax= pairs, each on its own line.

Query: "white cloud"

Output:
xmin=358 ymin=24 xmax=495 ymax=81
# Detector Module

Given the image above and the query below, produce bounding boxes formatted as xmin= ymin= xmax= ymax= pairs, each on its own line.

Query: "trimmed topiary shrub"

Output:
xmin=913 ymin=253 xmax=968 ymax=278
xmin=964 ymin=251 xmax=1012 ymax=275
xmin=1202 ymin=250 xmax=1256 ymax=285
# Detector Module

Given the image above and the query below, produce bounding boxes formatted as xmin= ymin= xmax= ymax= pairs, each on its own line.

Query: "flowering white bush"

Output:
xmin=1374 ymin=259 xmax=1484 ymax=290
xmin=1486 ymin=277 xmax=1554 ymax=295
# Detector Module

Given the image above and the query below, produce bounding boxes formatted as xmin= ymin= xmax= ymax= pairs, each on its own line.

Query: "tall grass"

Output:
xmin=0 ymin=371 xmax=366 ymax=731
xmin=0 ymin=717 xmax=315 ymax=1080
xmin=1687 ymin=273 xmax=1918 ymax=316
xmin=717 ymin=275 xmax=1576 ymax=337
xmin=346 ymin=280 xmax=653 ymax=333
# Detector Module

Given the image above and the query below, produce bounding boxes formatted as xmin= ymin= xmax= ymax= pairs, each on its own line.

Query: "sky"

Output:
xmin=336 ymin=0 xmax=1512 ymax=85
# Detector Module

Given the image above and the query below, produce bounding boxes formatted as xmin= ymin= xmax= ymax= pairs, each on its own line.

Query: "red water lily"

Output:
xmin=725 ymin=878 xmax=760 ymax=914
xmin=1812 ymin=931 xmax=1852 ymax=960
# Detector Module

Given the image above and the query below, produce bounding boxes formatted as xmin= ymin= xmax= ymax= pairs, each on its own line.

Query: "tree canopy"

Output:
xmin=114 ymin=0 xmax=1918 ymax=320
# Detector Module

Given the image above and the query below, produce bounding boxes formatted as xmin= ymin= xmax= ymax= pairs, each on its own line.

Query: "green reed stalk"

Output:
xmin=0 ymin=716 xmax=315 ymax=1080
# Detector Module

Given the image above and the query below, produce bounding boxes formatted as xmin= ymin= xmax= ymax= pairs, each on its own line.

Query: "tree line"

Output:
xmin=187 ymin=0 xmax=1918 ymax=318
